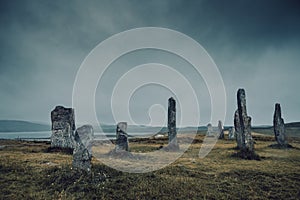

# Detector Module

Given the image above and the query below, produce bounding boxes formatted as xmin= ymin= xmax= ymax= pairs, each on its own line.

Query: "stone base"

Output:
xmin=107 ymin=149 xmax=135 ymax=159
xmin=72 ymin=147 xmax=92 ymax=173
xmin=51 ymin=135 xmax=74 ymax=149
xmin=232 ymin=148 xmax=260 ymax=160
xmin=269 ymin=143 xmax=293 ymax=149
xmin=164 ymin=143 xmax=180 ymax=152
xmin=206 ymin=135 xmax=215 ymax=137
xmin=46 ymin=146 xmax=73 ymax=154
xmin=72 ymin=158 xmax=91 ymax=173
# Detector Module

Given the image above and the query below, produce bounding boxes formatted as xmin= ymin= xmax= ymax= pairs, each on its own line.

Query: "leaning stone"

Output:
xmin=166 ymin=97 xmax=179 ymax=151
xmin=72 ymin=125 xmax=93 ymax=173
xmin=50 ymin=106 xmax=75 ymax=149
xmin=273 ymin=103 xmax=289 ymax=147
xmin=218 ymin=120 xmax=224 ymax=139
xmin=74 ymin=125 xmax=94 ymax=155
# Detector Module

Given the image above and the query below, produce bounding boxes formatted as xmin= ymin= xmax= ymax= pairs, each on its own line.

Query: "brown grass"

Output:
xmin=0 ymin=132 xmax=300 ymax=199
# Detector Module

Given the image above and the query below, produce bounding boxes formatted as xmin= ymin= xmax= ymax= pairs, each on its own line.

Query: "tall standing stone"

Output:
xmin=167 ymin=97 xmax=179 ymax=150
xmin=218 ymin=120 xmax=224 ymax=139
xmin=115 ymin=122 xmax=129 ymax=152
xmin=235 ymin=89 xmax=258 ymax=159
xmin=51 ymin=106 xmax=75 ymax=148
xmin=273 ymin=103 xmax=288 ymax=147
xmin=234 ymin=110 xmax=242 ymax=148
xmin=72 ymin=125 xmax=94 ymax=172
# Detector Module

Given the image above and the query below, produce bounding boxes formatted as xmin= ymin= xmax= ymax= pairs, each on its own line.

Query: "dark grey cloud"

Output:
xmin=0 ymin=0 xmax=299 ymax=125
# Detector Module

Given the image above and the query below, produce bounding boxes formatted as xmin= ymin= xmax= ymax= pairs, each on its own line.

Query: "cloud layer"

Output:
xmin=0 ymin=0 xmax=299 ymax=125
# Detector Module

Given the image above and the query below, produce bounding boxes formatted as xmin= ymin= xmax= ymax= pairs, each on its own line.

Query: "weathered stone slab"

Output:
xmin=228 ymin=127 xmax=235 ymax=140
xmin=75 ymin=125 xmax=94 ymax=155
xmin=218 ymin=120 xmax=224 ymax=139
xmin=72 ymin=125 xmax=93 ymax=172
xmin=273 ymin=103 xmax=288 ymax=147
xmin=50 ymin=106 xmax=75 ymax=148
xmin=206 ymin=123 xmax=218 ymax=137
xmin=234 ymin=89 xmax=258 ymax=159
xmin=206 ymin=123 xmax=214 ymax=137
xmin=234 ymin=109 xmax=242 ymax=148
xmin=167 ymin=97 xmax=179 ymax=151
xmin=115 ymin=122 xmax=129 ymax=152
xmin=237 ymin=89 xmax=253 ymax=151
xmin=108 ymin=122 xmax=134 ymax=159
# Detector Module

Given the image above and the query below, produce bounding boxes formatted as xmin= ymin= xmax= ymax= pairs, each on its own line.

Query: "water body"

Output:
xmin=0 ymin=131 xmax=155 ymax=141
xmin=0 ymin=126 xmax=205 ymax=141
xmin=0 ymin=131 xmax=52 ymax=140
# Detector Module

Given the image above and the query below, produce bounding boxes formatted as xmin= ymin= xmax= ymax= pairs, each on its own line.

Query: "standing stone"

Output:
xmin=115 ymin=122 xmax=129 ymax=152
xmin=167 ymin=97 xmax=179 ymax=150
xmin=206 ymin=123 xmax=218 ymax=137
xmin=218 ymin=120 xmax=224 ymax=139
xmin=234 ymin=109 xmax=242 ymax=148
xmin=235 ymin=89 xmax=258 ymax=159
xmin=273 ymin=103 xmax=288 ymax=147
xmin=228 ymin=127 xmax=235 ymax=140
xmin=50 ymin=106 xmax=75 ymax=148
xmin=108 ymin=122 xmax=134 ymax=159
xmin=206 ymin=123 xmax=213 ymax=136
xmin=72 ymin=125 xmax=94 ymax=172
xmin=75 ymin=125 xmax=94 ymax=155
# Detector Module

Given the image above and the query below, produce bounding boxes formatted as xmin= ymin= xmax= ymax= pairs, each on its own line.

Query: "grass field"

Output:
xmin=0 ymin=131 xmax=300 ymax=199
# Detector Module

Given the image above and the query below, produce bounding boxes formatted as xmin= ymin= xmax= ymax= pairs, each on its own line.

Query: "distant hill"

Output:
xmin=251 ymin=122 xmax=300 ymax=137
xmin=0 ymin=120 xmax=50 ymax=132
xmin=285 ymin=122 xmax=300 ymax=128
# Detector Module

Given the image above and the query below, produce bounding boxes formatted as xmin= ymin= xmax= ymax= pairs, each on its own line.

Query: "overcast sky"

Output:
xmin=0 ymin=0 xmax=299 ymax=126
